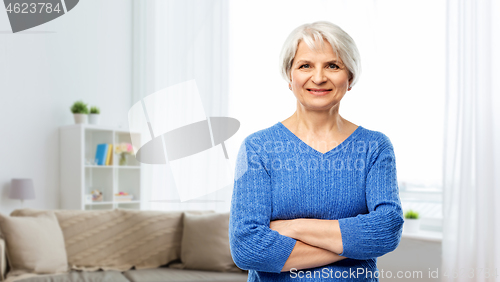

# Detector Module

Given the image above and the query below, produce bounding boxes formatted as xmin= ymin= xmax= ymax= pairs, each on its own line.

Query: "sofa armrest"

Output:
xmin=0 ymin=238 xmax=6 ymax=281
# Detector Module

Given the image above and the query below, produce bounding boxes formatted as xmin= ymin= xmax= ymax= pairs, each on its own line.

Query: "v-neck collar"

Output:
xmin=276 ymin=121 xmax=364 ymax=158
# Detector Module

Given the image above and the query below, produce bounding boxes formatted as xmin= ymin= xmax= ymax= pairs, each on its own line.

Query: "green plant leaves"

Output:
xmin=70 ymin=100 xmax=89 ymax=114
xmin=404 ymin=210 xmax=419 ymax=219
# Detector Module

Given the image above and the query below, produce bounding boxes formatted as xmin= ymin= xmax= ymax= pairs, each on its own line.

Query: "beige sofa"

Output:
xmin=0 ymin=208 xmax=248 ymax=282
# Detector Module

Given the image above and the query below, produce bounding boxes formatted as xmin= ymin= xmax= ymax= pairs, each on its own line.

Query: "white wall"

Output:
xmin=0 ymin=0 xmax=132 ymax=215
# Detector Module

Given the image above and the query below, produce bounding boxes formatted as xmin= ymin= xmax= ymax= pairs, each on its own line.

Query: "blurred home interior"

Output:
xmin=0 ymin=0 xmax=498 ymax=281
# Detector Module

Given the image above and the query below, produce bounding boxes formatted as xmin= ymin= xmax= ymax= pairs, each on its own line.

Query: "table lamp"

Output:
xmin=9 ymin=178 xmax=35 ymax=207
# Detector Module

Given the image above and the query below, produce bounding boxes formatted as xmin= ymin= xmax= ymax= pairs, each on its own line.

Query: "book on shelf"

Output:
xmin=105 ymin=144 xmax=113 ymax=165
xmin=95 ymin=144 xmax=108 ymax=165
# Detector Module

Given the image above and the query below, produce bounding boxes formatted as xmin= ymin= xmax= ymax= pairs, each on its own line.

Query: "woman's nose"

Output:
xmin=312 ymin=68 xmax=327 ymax=84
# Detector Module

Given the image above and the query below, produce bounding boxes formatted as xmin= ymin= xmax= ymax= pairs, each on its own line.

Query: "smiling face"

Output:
xmin=289 ymin=39 xmax=352 ymax=111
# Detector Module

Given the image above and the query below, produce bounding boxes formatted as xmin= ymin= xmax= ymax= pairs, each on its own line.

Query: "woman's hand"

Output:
xmin=270 ymin=218 xmax=347 ymax=271
xmin=269 ymin=219 xmax=298 ymax=238
xmin=271 ymin=218 xmax=343 ymax=254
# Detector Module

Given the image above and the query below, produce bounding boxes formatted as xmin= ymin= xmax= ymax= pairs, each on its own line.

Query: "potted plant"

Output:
xmin=89 ymin=106 xmax=101 ymax=125
xmin=403 ymin=210 xmax=420 ymax=233
xmin=70 ymin=100 xmax=89 ymax=124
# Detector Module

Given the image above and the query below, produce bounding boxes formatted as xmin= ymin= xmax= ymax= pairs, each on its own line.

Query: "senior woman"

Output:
xmin=228 ymin=21 xmax=404 ymax=281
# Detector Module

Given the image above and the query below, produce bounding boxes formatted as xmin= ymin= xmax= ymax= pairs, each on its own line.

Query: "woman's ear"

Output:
xmin=348 ymin=73 xmax=353 ymax=90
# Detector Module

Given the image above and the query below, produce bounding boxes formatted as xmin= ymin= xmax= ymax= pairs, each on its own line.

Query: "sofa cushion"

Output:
xmin=10 ymin=208 xmax=183 ymax=272
xmin=6 ymin=270 xmax=130 ymax=282
xmin=174 ymin=212 xmax=242 ymax=272
xmin=123 ymin=267 xmax=248 ymax=282
xmin=0 ymin=212 xmax=68 ymax=278
xmin=9 ymin=208 xmax=215 ymax=272
xmin=1 ymin=237 xmax=6 ymax=280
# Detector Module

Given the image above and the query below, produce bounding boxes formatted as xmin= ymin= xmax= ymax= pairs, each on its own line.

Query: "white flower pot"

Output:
xmin=89 ymin=114 xmax=101 ymax=125
xmin=404 ymin=218 xmax=421 ymax=233
xmin=73 ymin=114 xmax=88 ymax=124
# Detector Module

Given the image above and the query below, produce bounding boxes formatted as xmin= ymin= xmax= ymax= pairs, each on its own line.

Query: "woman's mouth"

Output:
xmin=307 ymin=89 xmax=332 ymax=96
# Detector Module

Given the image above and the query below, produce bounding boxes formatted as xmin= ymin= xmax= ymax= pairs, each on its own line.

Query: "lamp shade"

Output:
xmin=9 ymin=178 xmax=35 ymax=200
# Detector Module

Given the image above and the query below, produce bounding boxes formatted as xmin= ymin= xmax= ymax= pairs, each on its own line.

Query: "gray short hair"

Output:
xmin=279 ymin=21 xmax=361 ymax=88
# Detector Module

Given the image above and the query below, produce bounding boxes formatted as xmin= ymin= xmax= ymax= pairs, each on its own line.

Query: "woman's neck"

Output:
xmin=283 ymin=109 xmax=349 ymax=138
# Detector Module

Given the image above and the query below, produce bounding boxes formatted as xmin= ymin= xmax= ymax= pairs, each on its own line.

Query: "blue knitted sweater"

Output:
xmin=228 ymin=121 xmax=404 ymax=281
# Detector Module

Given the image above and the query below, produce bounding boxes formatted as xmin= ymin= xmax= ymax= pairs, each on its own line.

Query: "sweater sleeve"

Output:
xmin=228 ymin=139 xmax=297 ymax=273
xmin=337 ymin=139 xmax=404 ymax=260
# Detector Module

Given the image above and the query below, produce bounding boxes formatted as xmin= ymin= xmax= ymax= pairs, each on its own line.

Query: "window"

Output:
xmin=399 ymin=182 xmax=443 ymax=232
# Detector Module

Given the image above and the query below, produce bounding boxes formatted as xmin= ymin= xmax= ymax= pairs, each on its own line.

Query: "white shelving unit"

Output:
xmin=59 ymin=124 xmax=143 ymax=210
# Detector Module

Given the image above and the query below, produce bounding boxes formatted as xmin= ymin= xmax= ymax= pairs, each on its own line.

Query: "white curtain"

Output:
xmin=132 ymin=0 xmax=231 ymax=212
xmin=442 ymin=0 xmax=500 ymax=280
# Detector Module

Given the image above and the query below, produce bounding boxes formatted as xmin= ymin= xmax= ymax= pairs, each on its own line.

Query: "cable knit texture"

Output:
xmin=228 ymin=122 xmax=404 ymax=281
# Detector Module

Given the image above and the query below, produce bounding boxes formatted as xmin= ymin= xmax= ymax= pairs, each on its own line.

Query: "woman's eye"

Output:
xmin=298 ymin=63 xmax=338 ymax=69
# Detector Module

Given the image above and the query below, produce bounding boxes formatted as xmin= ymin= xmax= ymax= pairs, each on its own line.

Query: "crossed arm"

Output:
xmin=269 ymin=218 xmax=347 ymax=272
xmin=231 ymin=139 xmax=403 ymax=273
